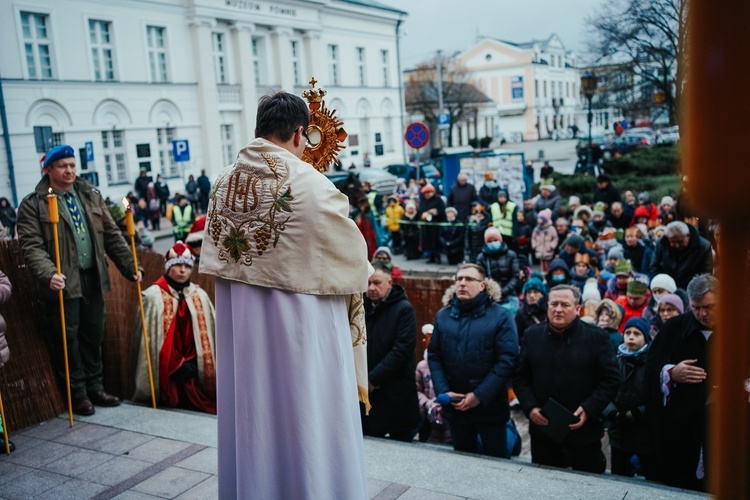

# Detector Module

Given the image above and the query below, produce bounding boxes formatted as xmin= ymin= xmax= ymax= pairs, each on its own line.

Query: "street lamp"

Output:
xmin=551 ymin=98 xmax=562 ymax=140
xmin=580 ymin=71 xmax=598 ymax=176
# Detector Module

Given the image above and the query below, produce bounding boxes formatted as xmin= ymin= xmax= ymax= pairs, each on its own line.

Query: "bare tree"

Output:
xmin=586 ymin=0 xmax=687 ymax=126
xmin=404 ymin=54 xmax=491 ymax=147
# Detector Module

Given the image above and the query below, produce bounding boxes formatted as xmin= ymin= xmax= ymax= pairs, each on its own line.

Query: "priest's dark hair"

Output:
xmin=255 ymin=91 xmax=310 ymax=143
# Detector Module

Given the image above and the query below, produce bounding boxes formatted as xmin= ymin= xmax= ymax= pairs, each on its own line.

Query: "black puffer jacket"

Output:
xmin=513 ymin=317 xmax=621 ymax=445
xmin=466 ymin=215 xmax=490 ymax=262
xmin=363 ymin=284 xmax=421 ymax=435
xmin=515 ymin=295 xmax=547 ymax=342
xmin=649 ymin=223 xmax=713 ymax=289
xmin=477 ymin=242 xmax=520 ymax=298
xmin=429 ymin=290 xmax=518 ymax=420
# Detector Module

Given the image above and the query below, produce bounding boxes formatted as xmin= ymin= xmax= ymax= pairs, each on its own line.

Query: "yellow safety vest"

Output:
xmin=490 ymin=200 xmax=516 ymax=238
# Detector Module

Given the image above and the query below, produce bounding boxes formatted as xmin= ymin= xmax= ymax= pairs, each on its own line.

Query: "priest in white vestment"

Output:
xmin=200 ymin=91 xmax=371 ymax=499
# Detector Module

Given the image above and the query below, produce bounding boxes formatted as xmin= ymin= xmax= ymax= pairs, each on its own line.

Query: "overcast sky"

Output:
xmin=396 ymin=0 xmax=604 ymax=68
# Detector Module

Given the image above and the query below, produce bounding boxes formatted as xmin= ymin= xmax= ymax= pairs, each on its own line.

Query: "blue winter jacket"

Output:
xmin=428 ymin=291 xmax=519 ymax=419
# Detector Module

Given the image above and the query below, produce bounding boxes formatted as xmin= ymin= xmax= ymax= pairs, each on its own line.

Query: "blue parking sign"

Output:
xmin=85 ymin=141 xmax=94 ymax=162
xmin=172 ymin=140 xmax=190 ymax=162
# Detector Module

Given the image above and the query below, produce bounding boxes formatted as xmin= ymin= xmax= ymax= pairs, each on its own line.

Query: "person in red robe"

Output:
xmin=132 ymin=242 xmax=217 ymax=413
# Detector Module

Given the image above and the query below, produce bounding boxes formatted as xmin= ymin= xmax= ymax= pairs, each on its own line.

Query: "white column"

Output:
xmin=303 ymin=30 xmax=324 ymax=84
xmin=270 ymin=27 xmax=294 ymax=91
xmin=189 ymin=16 xmax=223 ymax=174
xmin=231 ymin=21 xmax=257 ymax=144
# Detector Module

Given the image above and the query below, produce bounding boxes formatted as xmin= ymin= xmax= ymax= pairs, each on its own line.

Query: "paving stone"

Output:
xmin=126 ymin=438 xmax=192 ymax=464
xmin=0 ymin=460 xmax=33 ymax=486
xmin=41 ymin=448 xmax=115 ymax=477
xmin=79 ymin=456 xmax=153 ymax=486
xmin=174 ymin=476 xmax=218 ymax=500
xmin=35 ymin=477 xmax=109 ymax=500
xmin=373 ymin=483 xmax=410 ymax=500
xmin=0 ymin=469 xmax=68 ymax=499
xmin=368 ymin=478 xmax=391 ymax=499
xmin=54 ymin=423 xmax=120 ymax=449
xmin=0 ymin=432 xmax=46 ymax=453
xmin=397 ymin=487 xmax=466 ymax=500
xmin=111 ymin=491 xmax=163 ymax=500
xmin=5 ymin=440 xmax=78 ymax=468
xmin=174 ymin=447 xmax=217 ymax=475
xmin=18 ymin=418 xmax=82 ymax=441
xmin=131 ymin=466 xmax=210 ymax=499
xmin=85 ymin=429 xmax=155 ymax=456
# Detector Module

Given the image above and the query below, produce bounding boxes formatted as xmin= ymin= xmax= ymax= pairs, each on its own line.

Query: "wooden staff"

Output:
xmin=0 ymin=386 xmax=10 ymax=454
xmin=123 ymin=199 xmax=157 ymax=409
xmin=47 ymin=189 xmax=74 ymax=427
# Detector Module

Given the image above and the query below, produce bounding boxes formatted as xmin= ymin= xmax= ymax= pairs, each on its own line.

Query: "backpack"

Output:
xmin=148 ymin=198 xmax=160 ymax=212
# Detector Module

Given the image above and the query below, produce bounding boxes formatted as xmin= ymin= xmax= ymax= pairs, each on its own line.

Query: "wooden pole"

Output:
xmin=47 ymin=190 xmax=74 ymax=427
xmin=0 ymin=386 xmax=10 ymax=454
xmin=124 ymin=200 xmax=157 ymax=409
xmin=685 ymin=0 xmax=750 ymax=496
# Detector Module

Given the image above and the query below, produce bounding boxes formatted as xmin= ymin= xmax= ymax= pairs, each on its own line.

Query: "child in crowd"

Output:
xmin=401 ymin=202 xmax=421 ymax=260
xmin=651 ymin=293 xmax=684 ymax=339
xmin=570 ymin=252 xmax=597 ymax=292
xmin=415 ymin=324 xmax=451 ymax=444
xmin=603 ymin=317 xmax=654 ymax=478
xmin=384 ymin=195 xmax=404 ymax=254
xmin=615 ymin=279 xmax=651 ymax=333
xmin=596 ymin=298 xmax=625 ymax=352
xmin=531 ymin=209 xmax=557 ymax=273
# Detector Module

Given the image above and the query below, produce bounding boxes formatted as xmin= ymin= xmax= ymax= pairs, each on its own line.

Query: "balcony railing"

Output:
xmin=217 ymin=84 xmax=241 ymax=104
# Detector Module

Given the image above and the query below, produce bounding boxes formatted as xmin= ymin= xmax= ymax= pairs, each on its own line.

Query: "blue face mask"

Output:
xmin=486 ymin=241 xmax=502 ymax=251
xmin=551 ymin=274 xmax=566 ymax=283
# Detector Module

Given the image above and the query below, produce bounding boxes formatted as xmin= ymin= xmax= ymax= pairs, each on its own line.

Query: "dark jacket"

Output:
xmin=466 ymin=215 xmax=490 ymax=262
xmin=545 ymin=258 xmax=571 ymax=286
xmin=603 ymin=345 xmax=651 ymax=453
xmin=533 ymin=190 xmax=562 ymax=220
xmin=512 ymin=317 xmax=621 ymax=445
xmin=429 ymin=290 xmax=518 ymax=420
xmin=439 ymin=221 xmax=465 ymax=262
xmin=134 ymin=174 xmax=152 ymax=200
xmin=417 ymin=195 xmax=446 ymax=253
xmin=477 ymin=242 xmax=520 ymax=298
xmin=515 ymin=296 xmax=547 ymax=342
xmin=401 ymin=214 xmax=421 ymax=260
xmin=623 ymin=241 xmax=648 ymax=274
xmin=607 ymin=212 xmax=632 ymax=230
xmin=478 ymin=181 xmax=500 ymax=210
xmin=447 ymin=182 xmax=478 ymax=221
xmin=17 ymin=176 xmax=137 ymax=301
xmin=645 ymin=311 xmax=709 ymax=491
xmin=593 ymin=182 xmax=622 ymax=211
xmin=363 ymin=284 xmax=420 ymax=435
xmin=0 ymin=266 xmax=10 ymax=367
xmin=649 ymin=224 xmax=713 ymax=290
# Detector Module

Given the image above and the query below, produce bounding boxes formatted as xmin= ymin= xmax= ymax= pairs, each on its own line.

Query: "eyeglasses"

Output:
xmin=455 ymin=276 xmax=482 ymax=283
xmin=301 ymin=127 xmax=311 ymax=147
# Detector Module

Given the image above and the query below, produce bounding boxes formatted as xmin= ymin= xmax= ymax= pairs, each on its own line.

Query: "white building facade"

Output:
xmin=455 ymin=35 xmax=583 ymax=143
xmin=0 ymin=0 xmax=407 ymax=205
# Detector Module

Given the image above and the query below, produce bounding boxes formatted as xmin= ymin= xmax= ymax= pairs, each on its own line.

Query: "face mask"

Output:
xmin=570 ymin=226 xmax=580 ymax=234
xmin=486 ymin=241 xmax=502 ymax=251
xmin=551 ymin=274 xmax=566 ymax=283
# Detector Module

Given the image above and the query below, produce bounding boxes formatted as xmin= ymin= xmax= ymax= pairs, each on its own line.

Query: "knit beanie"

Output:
xmin=658 ymin=294 xmax=685 ymax=314
xmin=422 ymin=324 xmax=434 ymax=335
xmin=650 ymin=273 xmax=677 ymax=293
xmin=538 ymin=208 xmax=552 ymax=225
xmin=582 ymin=279 xmax=601 ymax=302
xmin=165 ymin=242 xmax=195 ymax=272
xmin=374 ymin=246 xmax=393 ymax=260
xmin=484 ymin=227 xmax=502 ymax=243
xmin=624 ymin=317 xmax=651 ymax=341
xmin=565 ymin=234 xmax=585 ymax=251
xmin=523 ymin=276 xmax=546 ymax=295
xmin=608 ymin=247 xmax=624 ymax=261
xmin=627 ymin=279 xmax=648 ymax=296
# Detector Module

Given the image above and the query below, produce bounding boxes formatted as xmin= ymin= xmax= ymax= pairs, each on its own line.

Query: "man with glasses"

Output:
xmin=513 ymin=284 xmax=620 ymax=473
xmin=428 ymin=264 xmax=518 ymax=457
xmin=645 ymin=273 xmax=717 ymax=491
xmin=650 ymin=221 xmax=713 ymax=289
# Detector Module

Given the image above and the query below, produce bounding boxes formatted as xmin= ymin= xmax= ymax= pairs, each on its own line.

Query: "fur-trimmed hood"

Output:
xmin=441 ymin=277 xmax=502 ymax=306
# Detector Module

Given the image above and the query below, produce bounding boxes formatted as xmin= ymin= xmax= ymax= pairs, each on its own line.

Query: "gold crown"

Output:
xmin=303 ymin=77 xmax=326 ymax=104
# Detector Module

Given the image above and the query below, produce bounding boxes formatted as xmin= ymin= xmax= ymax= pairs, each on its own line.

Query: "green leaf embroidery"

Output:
xmin=222 ymin=227 xmax=250 ymax=262
xmin=274 ymin=188 xmax=294 ymax=213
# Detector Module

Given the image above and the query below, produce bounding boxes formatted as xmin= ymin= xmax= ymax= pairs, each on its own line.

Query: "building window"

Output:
xmin=102 ymin=130 xmax=127 ymax=184
xmin=157 ymin=127 xmax=177 ymax=178
xmin=212 ymin=32 xmax=227 ymax=84
xmin=384 ymin=117 xmax=394 ymax=153
xmin=544 ymin=81 xmax=548 ymax=98
xmin=89 ymin=20 xmax=116 ymax=82
xmin=221 ymin=125 xmax=234 ymax=167
xmin=565 ymin=82 xmax=570 ymax=98
xmin=21 ymin=12 xmax=53 ymax=79
xmin=291 ymin=40 xmax=301 ymax=86
xmin=381 ymin=49 xmax=389 ymax=87
xmin=535 ymin=80 xmax=539 ymax=98
xmin=558 ymin=81 xmax=563 ymax=99
xmin=327 ymin=44 xmax=339 ymax=85
xmin=146 ymin=26 xmax=169 ymax=83
xmin=356 ymin=47 xmax=366 ymax=86
xmin=52 ymin=132 xmax=65 ymax=147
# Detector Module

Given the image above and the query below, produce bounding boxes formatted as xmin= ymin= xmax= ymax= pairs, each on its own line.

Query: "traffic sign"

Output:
xmin=405 ymin=122 xmax=430 ymax=149
xmin=172 ymin=140 xmax=190 ymax=162
xmin=437 ymin=112 xmax=450 ymax=128
xmin=85 ymin=141 xmax=94 ymax=162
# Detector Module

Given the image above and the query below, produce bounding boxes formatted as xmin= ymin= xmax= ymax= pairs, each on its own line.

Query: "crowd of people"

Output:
xmin=360 ymin=167 xmax=729 ymax=493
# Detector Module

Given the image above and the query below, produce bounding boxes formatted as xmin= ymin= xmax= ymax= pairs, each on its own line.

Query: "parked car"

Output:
xmin=324 ymin=168 xmax=399 ymax=196
xmin=383 ymin=162 xmax=442 ymax=190
xmin=623 ymin=127 xmax=657 ymax=143
xmin=657 ymin=125 xmax=680 ymax=144
xmin=602 ymin=134 xmax=652 ymax=158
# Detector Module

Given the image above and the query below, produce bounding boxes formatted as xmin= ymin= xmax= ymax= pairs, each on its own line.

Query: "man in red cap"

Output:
xmin=132 ymin=242 xmax=216 ymax=413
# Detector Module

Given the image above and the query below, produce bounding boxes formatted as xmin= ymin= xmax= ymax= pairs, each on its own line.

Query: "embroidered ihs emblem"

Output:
xmin=208 ymin=152 xmax=293 ymax=265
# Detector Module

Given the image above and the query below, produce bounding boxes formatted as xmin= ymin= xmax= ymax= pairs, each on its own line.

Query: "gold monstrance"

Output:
xmin=302 ymin=77 xmax=347 ymax=172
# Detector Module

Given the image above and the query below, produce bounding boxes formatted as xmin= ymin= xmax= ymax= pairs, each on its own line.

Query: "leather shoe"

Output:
xmin=87 ymin=390 xmax=121 ymax=407
xmin=72 ymin=395 xmax=95 ymax=416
